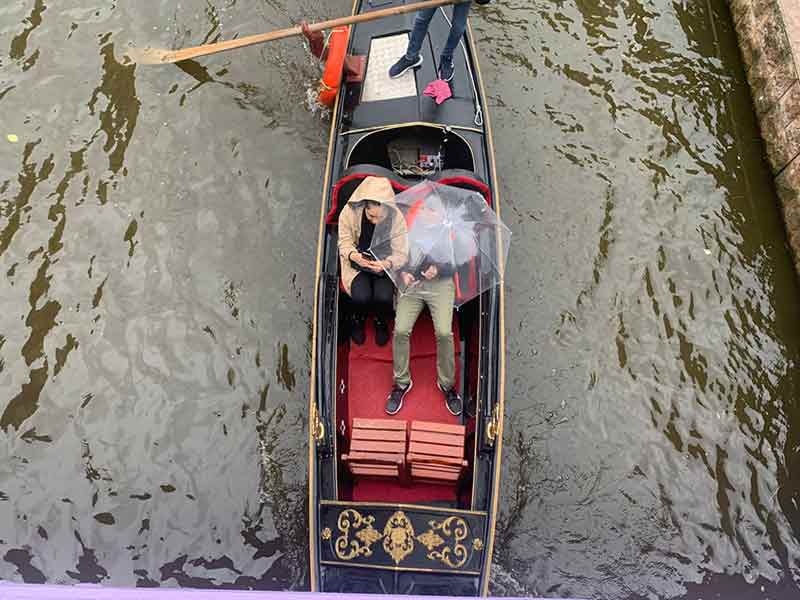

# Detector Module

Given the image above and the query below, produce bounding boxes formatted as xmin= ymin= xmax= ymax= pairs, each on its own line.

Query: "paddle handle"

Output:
xmin=160 ymin=0 xmax=470 ymax=64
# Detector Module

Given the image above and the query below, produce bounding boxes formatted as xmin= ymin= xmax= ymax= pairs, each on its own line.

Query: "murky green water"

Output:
xmin=1 ymin=0 xmax=799 ymax=598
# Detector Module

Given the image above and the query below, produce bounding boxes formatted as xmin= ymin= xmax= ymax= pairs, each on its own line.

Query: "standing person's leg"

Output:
xmin=389 ymin=8 xmax=436 ymax=78
xmin=438 ymin=2 xmax=471 ymax=81
xmin=406 ymin=8 xmax=437 ymax=60
xmin=386 ymin=292 xmax=424 ymax=414
xmin=427 ymin=279 xmax=456 ymax=391
xmin=392 ymin=293 xmax=425 ymax=388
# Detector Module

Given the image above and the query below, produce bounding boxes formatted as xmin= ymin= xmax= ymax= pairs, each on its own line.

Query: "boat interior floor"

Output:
xmin=344 ymin=313 xmax=468 ymax=505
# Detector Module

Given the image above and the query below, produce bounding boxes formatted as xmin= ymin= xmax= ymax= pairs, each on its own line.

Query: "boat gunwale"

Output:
xmin=308 ymin=0 xmax=362 ymax=591
xmin=462 ymin=17 xmax=506 ymax=597
xmin=340 ymin=122 xmax=485 ymax=136
xmin=319 ymin=560 xmax=482 ymax=577
xmin=320 ymin=499 xmax=489 ymax=516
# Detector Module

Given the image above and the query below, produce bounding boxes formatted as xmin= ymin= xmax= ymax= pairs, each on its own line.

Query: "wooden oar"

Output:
xmin=127 ymin=0 xmax=469 ymax=65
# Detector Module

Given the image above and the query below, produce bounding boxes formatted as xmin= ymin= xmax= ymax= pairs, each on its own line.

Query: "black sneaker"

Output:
xmin=351 ymin=314 xmax=366 ymax=346
xmin=438 ymin=59 xmax=455 ymax=82
xmin=374 ymin=317 xmax=390 ymax=347
xmin=389 ymin=55 xmax=423 ymax=79
xmin=439 ymin=384 xmax=463 ymax=416
xmin=386 ymin=381 xmax=412 ymax=415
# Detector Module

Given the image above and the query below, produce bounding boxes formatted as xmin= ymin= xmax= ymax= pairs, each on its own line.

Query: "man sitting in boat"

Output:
xmin=338 ymin=177 xmax=408 ymax=346
xmin=386 ymin=204 xmax=463 ymax=417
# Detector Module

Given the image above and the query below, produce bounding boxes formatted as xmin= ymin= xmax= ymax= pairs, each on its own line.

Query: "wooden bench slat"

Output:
xmin=411 ymin=462 xmax=462 ymax=473
xmin=410 ymin=430 xmax=463 ymax=446
xmin=411 ymin=467 xmax=460 ymax=482
xmin=351 ymin=439 xmax=406 ymax=454
xmin=354 ymin=429 xmax=406 ymax=442
xmin=410 ymin=420 xmax=465 ymax=435
xmin=412 ymin=463 xmax=461 ymax=474
xmin=353 ymin=418 xmax=407 ymax=431
xmin=407 ymin=453 xmax=467 ymax=467
xmin=350 ymin=467 xmax=398 ymax=477
xmin=408 ymin=446 xmax=463 ymax=459
xmin=343 ymin=452 xmax=404 ymax=465
xmin=408 ymin=441 xmax=463 ymax=458
xmin=352 ymin=469 xmax=400 ymax=478
xmin=352 ymin=465 xmax=400 ymax=476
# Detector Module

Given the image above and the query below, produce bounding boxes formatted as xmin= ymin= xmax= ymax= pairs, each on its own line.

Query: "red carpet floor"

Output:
xmin=346 ymin=313 xmax=461 ymax=503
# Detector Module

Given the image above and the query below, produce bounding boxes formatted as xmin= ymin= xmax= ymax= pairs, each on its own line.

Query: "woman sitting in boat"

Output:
xmin=338 ymin=177 xmax=408 ymax=346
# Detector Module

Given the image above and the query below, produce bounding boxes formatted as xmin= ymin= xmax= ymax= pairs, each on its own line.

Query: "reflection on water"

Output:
xmin=478 ymin=0 xmax=800 ymax=598
xmin=0 ymin=0 xmax=332 ymax=590
xmin=0 ymin=0 xmax=799 ymax=597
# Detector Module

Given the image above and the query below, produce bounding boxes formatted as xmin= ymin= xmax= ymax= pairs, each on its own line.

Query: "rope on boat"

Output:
xmin=439 ymin=7 xmax=484 ymax=128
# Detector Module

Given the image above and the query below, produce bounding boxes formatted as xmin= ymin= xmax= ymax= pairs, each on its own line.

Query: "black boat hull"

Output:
xmin=308 ymin=2 xmax=506 ymax=595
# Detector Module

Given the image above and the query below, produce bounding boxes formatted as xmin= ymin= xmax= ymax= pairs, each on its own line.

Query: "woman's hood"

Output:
xmin=346 ymin=176 xmax=397 ymax=206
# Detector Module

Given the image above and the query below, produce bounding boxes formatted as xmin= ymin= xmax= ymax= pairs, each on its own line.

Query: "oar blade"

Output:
xmin=125 ymin=46 xmax=174 ymax=65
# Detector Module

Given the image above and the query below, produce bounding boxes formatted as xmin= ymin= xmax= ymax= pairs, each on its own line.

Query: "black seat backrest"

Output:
xmin=326 ymin=165 xmax=412 ymax=225
xmin=430 ymin=169 xmax=492 ymax=207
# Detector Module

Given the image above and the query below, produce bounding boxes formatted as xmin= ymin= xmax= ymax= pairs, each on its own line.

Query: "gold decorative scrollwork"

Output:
xmin=486 ymin=403 xmax=500 ymax=445
xmin=311 ymin=403 xmax=325 ymax=443
xmin=356 ymin=525 xmax=384 ymax=547
xmin=418 ymin=516 xmax=470 ymax=568
xmin=328 ymin=508 xmax=480 ymax=570
xmin=417 ymin=530 xmax=445 ymax=551
xmin=383 ymin=511 xmax=416 ymax=564
xmin=335 ymin=510 xmax=382 ymax=560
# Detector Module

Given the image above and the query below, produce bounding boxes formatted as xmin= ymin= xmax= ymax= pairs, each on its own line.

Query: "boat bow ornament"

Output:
xmin=319 ymin=503 xmax=486 ymax=573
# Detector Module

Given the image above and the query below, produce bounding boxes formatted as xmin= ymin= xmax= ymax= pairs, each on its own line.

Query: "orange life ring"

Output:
xmin=318 ymin=26 xmax=351 ymax=107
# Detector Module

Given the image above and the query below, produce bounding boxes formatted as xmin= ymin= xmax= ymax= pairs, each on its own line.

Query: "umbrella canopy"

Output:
xmin=369 ymin=181 xmax=510 ymax=307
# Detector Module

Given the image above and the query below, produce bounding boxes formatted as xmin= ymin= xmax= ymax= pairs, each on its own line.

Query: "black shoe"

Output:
xmin=386 ymin=381 xmax=412 ymax=415
xmin=389 ymin=55 xmax=423 ymax=79
xmin=374 ymin=317 xmax=390 ymax=347
xmin=465 ymin=394 xmax=476 ymax=418
xmin=439 ymin=384 xmax=463 ymax=416
xmin=438 ymin=59 xmax=455 ymax=82
xmin=351 ymin=315 xmax=366 ymax=345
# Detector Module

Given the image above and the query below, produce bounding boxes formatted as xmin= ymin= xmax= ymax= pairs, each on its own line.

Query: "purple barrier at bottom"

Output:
xmin=0 ymin=583 xmax=576 ymax=600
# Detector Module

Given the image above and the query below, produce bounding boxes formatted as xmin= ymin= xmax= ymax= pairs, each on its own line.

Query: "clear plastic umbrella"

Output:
xmin=368 ymin=181 xmax=511 ymax=307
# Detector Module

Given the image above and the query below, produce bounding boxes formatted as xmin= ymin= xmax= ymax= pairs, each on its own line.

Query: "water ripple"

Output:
xmin=476 ymin=0 xmax=800 ymax=597
xmin=1 ymin=0 xmax=799 ymax=597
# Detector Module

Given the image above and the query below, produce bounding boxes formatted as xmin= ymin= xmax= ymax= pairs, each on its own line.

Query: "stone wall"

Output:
xmin=729 ymin=0 xmax=800 ymax=274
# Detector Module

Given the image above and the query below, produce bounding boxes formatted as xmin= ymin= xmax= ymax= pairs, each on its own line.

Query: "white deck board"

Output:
xmin=361 ymin=34 xmax=418 ymax=103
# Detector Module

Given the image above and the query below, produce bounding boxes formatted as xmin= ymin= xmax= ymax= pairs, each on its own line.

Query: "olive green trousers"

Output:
xmin=393 ymin=279 xmax=455 ymax=389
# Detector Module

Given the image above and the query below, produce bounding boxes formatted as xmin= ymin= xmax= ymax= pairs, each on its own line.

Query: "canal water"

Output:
xmin=1 ymin=0 xmax=799 ymax=598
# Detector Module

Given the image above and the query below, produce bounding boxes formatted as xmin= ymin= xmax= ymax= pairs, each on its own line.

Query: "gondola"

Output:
xmin=307 ymin=1 xmax=505 ymax=596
